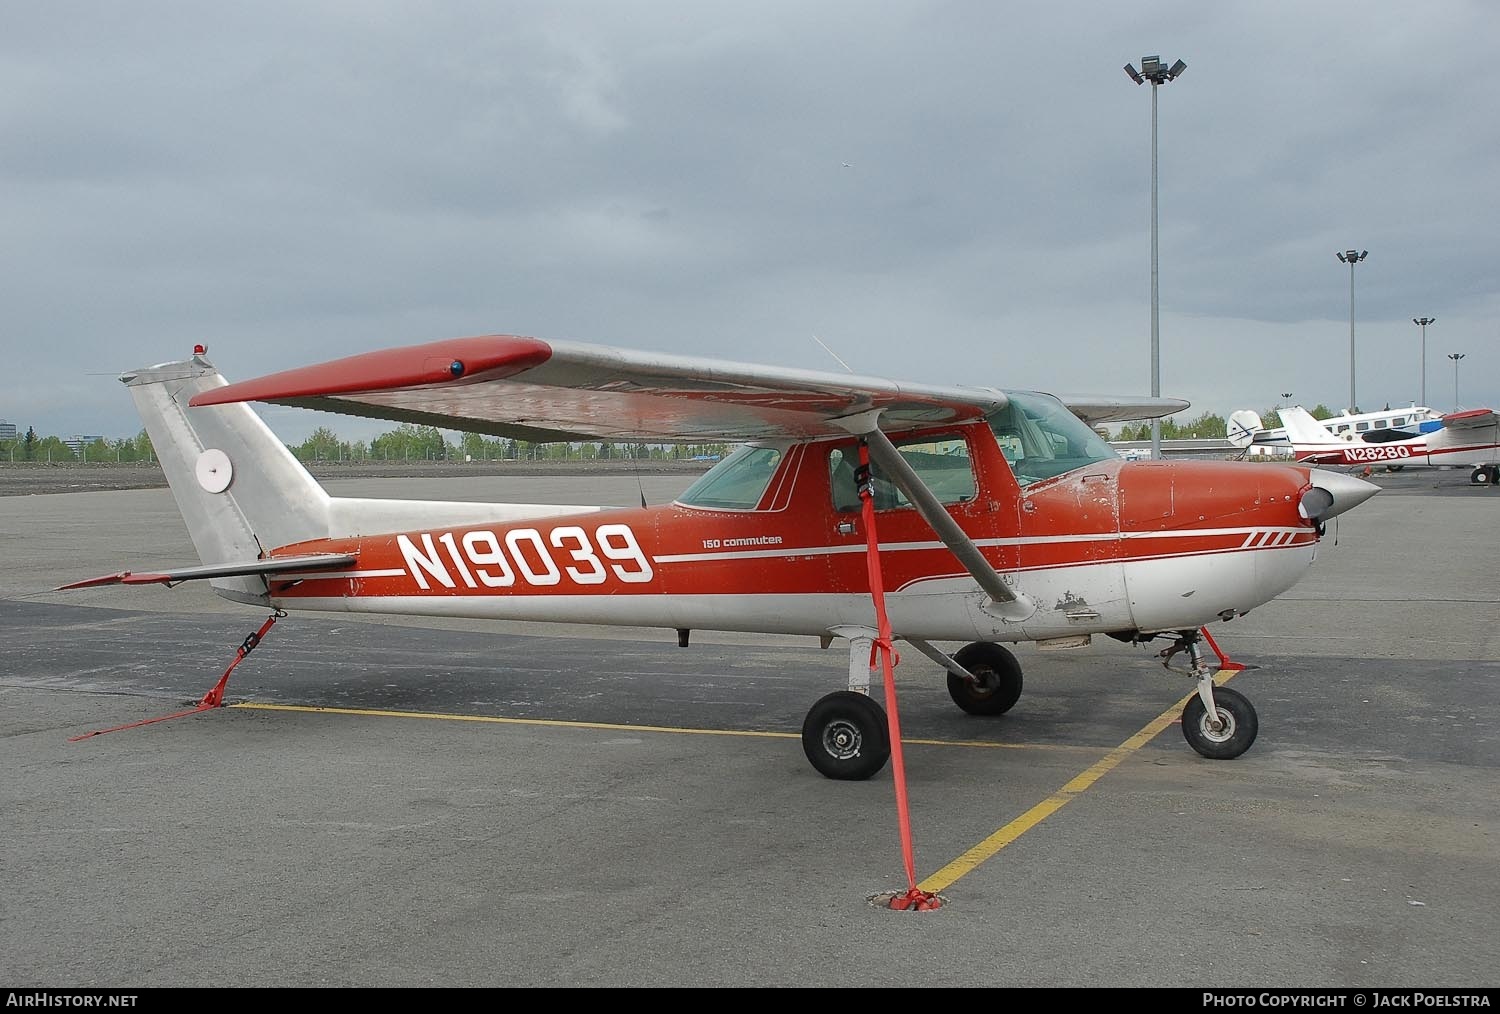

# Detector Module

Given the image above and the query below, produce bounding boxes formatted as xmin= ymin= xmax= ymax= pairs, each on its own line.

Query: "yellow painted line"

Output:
xmin=917 ymin=669 xmax=1239 ymax=894
xmin=233 ymin=701 xmax=799 ymax=739
xmin=231 ymin=701 xmax=1075 ymax=751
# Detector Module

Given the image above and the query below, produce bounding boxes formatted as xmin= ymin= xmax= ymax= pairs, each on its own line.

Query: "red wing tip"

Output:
xmin=187 ymin=334 xmax=552 ymax=407
xmin=58 ymin=572 xmax=171 ymax=590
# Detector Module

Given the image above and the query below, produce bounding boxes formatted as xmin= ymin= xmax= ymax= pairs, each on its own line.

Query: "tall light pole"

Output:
xmin=1413 ymin=317 xmax=1435 ymax=405
xmin=1125 ymin=54 xmax=1186 ymax=461
xmin=1336 ymin=249 xmax=1367 ymax=413
xmin=1448 ymin=353 xmax=1465 ymax=411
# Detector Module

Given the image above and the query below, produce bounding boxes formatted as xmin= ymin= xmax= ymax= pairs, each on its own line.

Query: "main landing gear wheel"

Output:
xmin=802 ymin=690 xmax=890 ymax=781
xmin=1181 ymin=685 xmax=1259 ymax=760
xmin=946 ymin=642 xmax=1023 ymax=716
xmin=1470 ymin=466 xmax=1499 ymax=486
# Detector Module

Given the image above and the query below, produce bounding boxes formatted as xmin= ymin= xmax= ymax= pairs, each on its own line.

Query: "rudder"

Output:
xmin=123 ymin=349 xmax=331 ymax=604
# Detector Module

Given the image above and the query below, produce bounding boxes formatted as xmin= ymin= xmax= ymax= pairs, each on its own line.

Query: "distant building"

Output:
xmin=64 ymin=435 xmax=104 ymax=455
xmin=0 ymin=420 xmax=16 ymax=441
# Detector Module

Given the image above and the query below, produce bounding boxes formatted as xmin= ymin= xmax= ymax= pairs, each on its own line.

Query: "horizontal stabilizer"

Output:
xmin=1226 ymin=409 xmax=1265 ymax=449
xmin=59 ymin=553 xmax=358 ymax=590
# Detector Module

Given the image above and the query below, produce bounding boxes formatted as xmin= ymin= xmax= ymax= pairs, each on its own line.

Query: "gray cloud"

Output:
xmin=2 ymin=0 xmax=1495 ymax=442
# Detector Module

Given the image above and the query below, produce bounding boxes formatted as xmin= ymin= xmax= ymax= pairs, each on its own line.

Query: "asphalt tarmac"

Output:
xmin=1 ymin=467 xmax=1497 ymax=988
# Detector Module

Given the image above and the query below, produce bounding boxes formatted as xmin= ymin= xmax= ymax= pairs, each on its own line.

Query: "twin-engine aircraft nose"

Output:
xmin=1300 ymin=470 xmax=1380 ymax=522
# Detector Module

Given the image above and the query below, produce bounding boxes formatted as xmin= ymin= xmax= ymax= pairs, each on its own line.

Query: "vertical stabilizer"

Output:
xmin=123 ymin=349 xmax=331 ymax=604
xmin=1278 ymin=406 xmax=1344 ymax=446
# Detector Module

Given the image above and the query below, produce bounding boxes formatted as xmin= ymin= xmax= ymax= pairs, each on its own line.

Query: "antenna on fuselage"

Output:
xmin=811 ymin=334 xmax=855 ymax=374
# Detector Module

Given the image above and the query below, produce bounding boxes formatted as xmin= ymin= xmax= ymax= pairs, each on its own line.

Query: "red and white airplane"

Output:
xmin=1276 ymin=404 xmax=1500 ymax=485
xmin=64 ymin=336 xmax=1379 ymax=778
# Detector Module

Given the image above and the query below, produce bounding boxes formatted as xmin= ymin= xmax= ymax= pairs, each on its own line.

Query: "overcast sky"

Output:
xmin=3 ymin=1 xmax=1496 ymax=444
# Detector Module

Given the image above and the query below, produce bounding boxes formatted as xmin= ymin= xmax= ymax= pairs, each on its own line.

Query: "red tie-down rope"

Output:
xmin=1198 ymin=625 xmax=1246 ymax=672
xmin=68 ymin=612 xmax=283 ymax=742
xmin=857 ymin=441 xmax=941 ymax=911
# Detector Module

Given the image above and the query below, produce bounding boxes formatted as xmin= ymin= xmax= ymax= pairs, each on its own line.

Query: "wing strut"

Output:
xmin=862 ymin=429 xmax=1035 ymax=621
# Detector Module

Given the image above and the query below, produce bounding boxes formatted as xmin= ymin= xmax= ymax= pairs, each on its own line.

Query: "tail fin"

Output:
xmin=123 ymin=349 xmax=331 ymax=604
xmin=1278 ymin=405 xmax=1341 ymax=446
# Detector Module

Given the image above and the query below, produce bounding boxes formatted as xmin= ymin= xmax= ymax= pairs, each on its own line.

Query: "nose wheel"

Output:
xmin=1181 ymin=685 xmax=1258 ymax=759
xmin=1160 ymin=630 xmax=1260 ymax=760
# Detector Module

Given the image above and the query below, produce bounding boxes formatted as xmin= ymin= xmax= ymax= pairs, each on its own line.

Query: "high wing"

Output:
xmin=1050 ymin=394 xmax=1191 ymax=427
xmin=1440 ymin=408 xmax=1500 ymax=431
xmin=190 ymin=334 xmax=1187 ymax=441
xmin=59 ymin=553 xmax=359 ymax=590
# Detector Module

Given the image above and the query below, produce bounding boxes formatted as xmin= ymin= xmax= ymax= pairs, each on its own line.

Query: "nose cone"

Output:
xmin=1303 ymin=469 xmax=1380 ymax=521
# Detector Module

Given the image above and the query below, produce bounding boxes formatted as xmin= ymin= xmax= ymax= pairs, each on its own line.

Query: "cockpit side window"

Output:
xmin=827 ymin=435 xmax=975 ymax=513
xmin=986 ymin=392 xmax=1120 ymax=487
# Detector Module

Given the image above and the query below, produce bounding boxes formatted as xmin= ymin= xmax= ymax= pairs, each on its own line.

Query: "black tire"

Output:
xmin=946 ymin=642 xmax=1024 ymax=716
xmin=1471 ymin=467 xmax=1495 ymax=486
xmin=1181 ymin=685 xmax=1259 ymax=760
xmin=801 ymin=691 xmax=890 ymax=780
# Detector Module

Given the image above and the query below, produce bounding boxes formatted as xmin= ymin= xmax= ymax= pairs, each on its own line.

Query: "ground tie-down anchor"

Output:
xmin=197 ymin=611 xmax=282 ymax=708
xmin=68 ymin=611 xmax=285 ymax=742
xmin=880 ymin=887 xmax=945 ymax=912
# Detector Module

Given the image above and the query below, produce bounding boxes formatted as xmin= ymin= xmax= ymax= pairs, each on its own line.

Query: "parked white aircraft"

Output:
xmin=1227 ymin=404 xmax=1444 ymax=455
xmin=1274 ymin=404 xmax=1500 ymax=485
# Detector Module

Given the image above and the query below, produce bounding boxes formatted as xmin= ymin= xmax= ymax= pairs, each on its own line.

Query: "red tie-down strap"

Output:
xmin=68 ymin=612 xmax=283 ymax=742
xmin=856 ymin=441 xmax=942 ymax=912
xmin=1198 ymin=625 xmax=1246 ymax=672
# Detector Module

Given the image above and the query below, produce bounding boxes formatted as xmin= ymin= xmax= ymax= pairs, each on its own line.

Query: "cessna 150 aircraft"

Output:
xmin=64 ymin=336 xmax=1380 ymax=779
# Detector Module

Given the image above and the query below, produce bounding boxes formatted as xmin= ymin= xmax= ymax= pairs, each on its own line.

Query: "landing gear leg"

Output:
xmin=1159 ymin=629 xmax=1259 ymax=760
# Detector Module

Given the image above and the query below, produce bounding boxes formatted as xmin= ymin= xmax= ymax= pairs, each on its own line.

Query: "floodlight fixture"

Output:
xmin=1413 ymin=317 xmax=1435 ymax=405
xmin=1448 ymin=353 xmax=1466 ymax=410
xmin=1123 ymin=53 xmax=1188 ymax=458
xmin=1336 ymin=248 xmax=1369 ymax=412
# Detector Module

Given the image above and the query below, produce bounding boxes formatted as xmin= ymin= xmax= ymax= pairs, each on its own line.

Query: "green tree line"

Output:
xmin=1 ymin=422 xmax=730 ymax=464
xmin=1 ymin=427 xmax=156 ymax=463
xmin=1114 ymin=405 xmax=1336 ymax=442
xmin=9 ymin=407 xmax=1347 ymax=464
xmin=289 ymin=423 xmax=733 ymax=464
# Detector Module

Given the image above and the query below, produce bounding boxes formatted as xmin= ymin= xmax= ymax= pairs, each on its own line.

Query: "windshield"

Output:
xmin=676 ymin=444 xmax=784 ymax=509
xmin=987 ymin=391 xmax=1120 ymax=487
